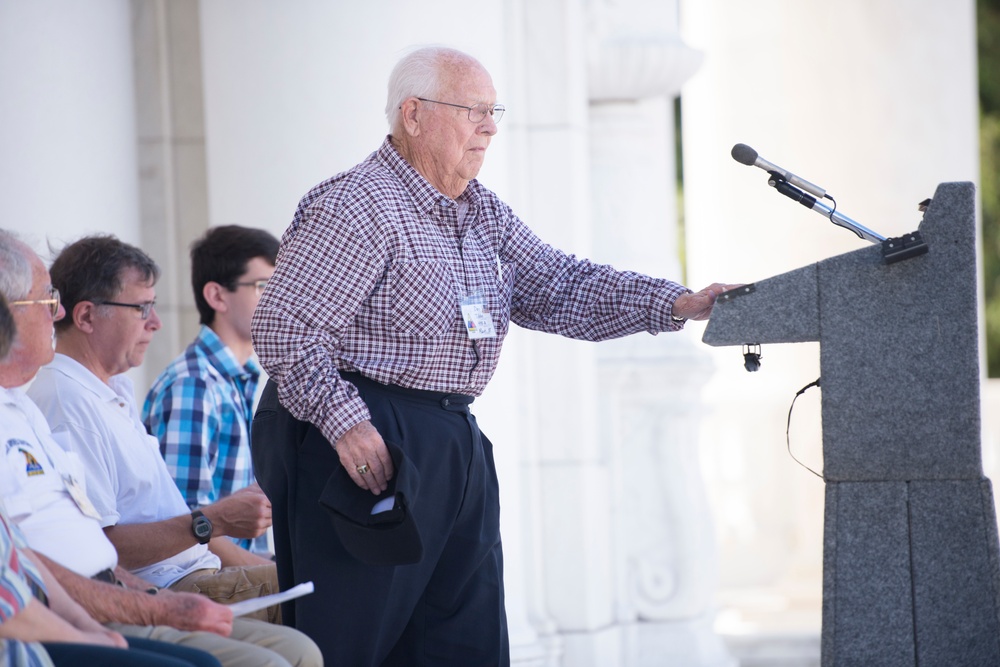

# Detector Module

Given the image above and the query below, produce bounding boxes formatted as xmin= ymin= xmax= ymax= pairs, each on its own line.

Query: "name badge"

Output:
xmin=460 ymin=294 xmax=497 ymax=339
xmin=63 ymin=474 xmax=102 ymax=521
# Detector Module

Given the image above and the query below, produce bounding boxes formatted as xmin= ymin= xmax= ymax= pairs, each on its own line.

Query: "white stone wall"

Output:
xmin=0 ymin=0 xmax=141 ymax=248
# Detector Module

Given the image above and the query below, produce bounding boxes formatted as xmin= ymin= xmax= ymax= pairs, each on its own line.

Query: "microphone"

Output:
xmin=731 ymin=143 xmax=827 ymax=199
xmin=730 ymin=143 xmax=886 ymax=244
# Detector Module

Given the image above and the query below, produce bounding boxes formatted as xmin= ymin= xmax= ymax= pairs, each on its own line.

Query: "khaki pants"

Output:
xmin=168 ymin=564 xmax=281 ymax=624
xmin=109 ymin=618 xmax=322 ymax=667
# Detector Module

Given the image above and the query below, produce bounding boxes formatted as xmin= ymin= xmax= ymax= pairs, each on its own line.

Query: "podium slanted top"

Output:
xmin=702 ymin=181 xmax=981 ymax=481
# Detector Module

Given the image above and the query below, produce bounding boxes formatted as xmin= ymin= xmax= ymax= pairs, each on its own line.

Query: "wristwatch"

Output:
xmin=191 ymin=510 xmax=213 ymax=544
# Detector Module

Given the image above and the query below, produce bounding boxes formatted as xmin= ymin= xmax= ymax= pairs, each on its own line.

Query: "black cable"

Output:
xmin=824 ymin=194 xmax=837 ymax=222
xmin=786 ymin=378 xmax=823 ymax=479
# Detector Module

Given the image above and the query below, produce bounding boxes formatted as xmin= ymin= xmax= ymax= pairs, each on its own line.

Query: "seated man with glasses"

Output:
xmin=24 ymin=235 xmax=297 ymax=627
xmin=143 ymin=226 xmax=279 ymax=557
xmin=0 ymin=230 xmax=320 ymax=667
xmin=9 ymin=285 xmax=61 ymax=318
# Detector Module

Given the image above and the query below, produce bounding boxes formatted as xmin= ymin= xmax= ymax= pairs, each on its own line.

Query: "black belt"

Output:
xmin=91 ymin=568 xmax=117 ymax=584
xmin=340 ymin=371 xmax=474 ymax=411
xmin=91 ymin=568 xmax=158 ymax=594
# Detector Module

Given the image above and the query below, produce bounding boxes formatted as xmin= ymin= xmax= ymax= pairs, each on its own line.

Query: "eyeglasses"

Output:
xmin=92 ymin=300 xmax=156 ymax=320
xmin=10 ymin=287 xmax=61 ymax=318
xmin=416 ymin=98 xmax=505 ymax=124
xmin=234 ymin=279 xmax=269 ymax=297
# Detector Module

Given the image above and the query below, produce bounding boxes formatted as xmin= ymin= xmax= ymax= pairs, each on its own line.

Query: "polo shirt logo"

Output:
xmin=12 ymin=443 xmax=44 ymax=476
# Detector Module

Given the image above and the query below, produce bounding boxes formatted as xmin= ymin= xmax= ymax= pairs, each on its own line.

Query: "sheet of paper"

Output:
xmin=227 ymin=581 xmax=315 ymax=617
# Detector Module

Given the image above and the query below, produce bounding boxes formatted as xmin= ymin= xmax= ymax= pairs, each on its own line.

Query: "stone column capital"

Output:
xmin=587 ymin=6 xmax=703 ymax=102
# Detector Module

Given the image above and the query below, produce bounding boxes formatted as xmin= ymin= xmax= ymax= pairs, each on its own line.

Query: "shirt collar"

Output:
xmin=193 ymin=325 xmax=260 ymax=382
xmin=0 ymin=384 xmax=25 ymax=408
xmin=378 ymin=136 xmax=485 ymax=216
xmin=46 ymin=353 xmax=120 ymax=403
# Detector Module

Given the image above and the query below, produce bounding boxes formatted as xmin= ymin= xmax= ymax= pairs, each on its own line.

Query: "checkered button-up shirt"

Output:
xmin=142 ymin=326 xmax=258 ymax=537
xmin=252 ymin=136 xmax=689 ymax=446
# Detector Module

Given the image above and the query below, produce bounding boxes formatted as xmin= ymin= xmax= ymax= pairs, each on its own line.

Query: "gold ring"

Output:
xmin=356 ymin=464 xmax=370 ymax=475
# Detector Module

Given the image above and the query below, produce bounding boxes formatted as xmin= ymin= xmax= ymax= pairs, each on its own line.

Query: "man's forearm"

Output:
xmin=103 ymin=515 xmax=199 ymax=569
xmin=34 ymin=552 xmax=159 ymax=626
xmin=0 ymin=598 xmax=94 ymax=644
xmin=209 ymin=536 xmax=273 ymax=568
xmin=22 ymin=549 xmax=108 ymax=634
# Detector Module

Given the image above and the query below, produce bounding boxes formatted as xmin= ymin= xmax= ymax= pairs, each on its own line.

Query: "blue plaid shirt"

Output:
xmin=142 ymin=326 xmax=260 ymax=550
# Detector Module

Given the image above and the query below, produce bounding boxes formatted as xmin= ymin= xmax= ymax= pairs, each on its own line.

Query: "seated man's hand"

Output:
xmin=207 ymin=483 xmax=272 ymax=538
xmin=82 ymin=628 xmax=129 ymax=648
xmin=154 ymin=589 xmax=235 ymax=637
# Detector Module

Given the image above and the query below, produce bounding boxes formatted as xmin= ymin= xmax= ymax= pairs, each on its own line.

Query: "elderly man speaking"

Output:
xmin=251 ymin=46 xmax=735 ymax=666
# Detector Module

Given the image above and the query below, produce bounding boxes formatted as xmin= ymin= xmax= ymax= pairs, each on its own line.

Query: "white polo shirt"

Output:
xmin=0 ymin=385 xmax=118 ymax=577
xmin=27 ymin=354 xmax=221 ymax=587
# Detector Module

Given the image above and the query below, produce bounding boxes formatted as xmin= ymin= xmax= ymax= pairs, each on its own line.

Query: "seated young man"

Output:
xmin=143 ymin=226 xmax=278 ymax=555
xmin=26 ymin=235 xmax=282 ymax=623
xmin=0 ymin=229 xmax=320 ymax=667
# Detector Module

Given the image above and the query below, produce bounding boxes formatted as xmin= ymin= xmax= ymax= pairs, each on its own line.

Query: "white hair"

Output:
xmin=0 ymin=229 xmax=33 ymax=302
xmin=385 ymin=46 xmax=482 ymax=134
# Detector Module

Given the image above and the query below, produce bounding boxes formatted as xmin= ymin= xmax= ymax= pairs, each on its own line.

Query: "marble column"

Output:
xmin=580 ymin=1 xmax=734 ymax=664
xmin=130 ymin=0 xmax=211 ymax=385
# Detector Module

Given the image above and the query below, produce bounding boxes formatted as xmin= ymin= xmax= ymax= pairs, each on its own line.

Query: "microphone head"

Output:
xmin=731 ymin=143 xmax=758 ymax=166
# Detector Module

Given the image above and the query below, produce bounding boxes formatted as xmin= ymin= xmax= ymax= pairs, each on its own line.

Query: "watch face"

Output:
xmin=193 ymin=515 xmax=212 ymax=542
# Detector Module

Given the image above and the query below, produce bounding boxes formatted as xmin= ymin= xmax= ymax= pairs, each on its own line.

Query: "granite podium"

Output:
xmin=703 ymin=182 xmax=1000 ymax=666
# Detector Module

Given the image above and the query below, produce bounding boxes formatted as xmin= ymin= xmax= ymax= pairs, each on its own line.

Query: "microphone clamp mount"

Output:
xmin=765 ymin=172 xmax=887 ymax=244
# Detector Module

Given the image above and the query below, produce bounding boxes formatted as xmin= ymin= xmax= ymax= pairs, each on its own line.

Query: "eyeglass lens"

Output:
xmin=48 ymin=288 xmax=60 ymax=317
xmin=236 ymin=280 xmax=268 ymax=296
xmin=93 ymin=300 xmax=155 ymax=319
xmin=470 ymin=104 xmax=504 ymax=124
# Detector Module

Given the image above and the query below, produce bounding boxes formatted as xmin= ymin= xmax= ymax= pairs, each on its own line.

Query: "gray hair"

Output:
xmin=0 ymin=229 xmax=33 ymax=302
xmin=0 ymin=294 xmax=14 ymax=360
xmin=385 ymin=46 xmax=480 ymax=134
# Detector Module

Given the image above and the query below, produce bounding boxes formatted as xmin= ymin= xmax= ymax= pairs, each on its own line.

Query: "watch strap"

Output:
xmin=191 ymin=509 xmax=213 ymax=544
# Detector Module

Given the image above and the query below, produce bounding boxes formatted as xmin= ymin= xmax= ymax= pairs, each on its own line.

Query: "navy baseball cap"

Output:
xmin=318 ymin=441 xmax=423 ymax=567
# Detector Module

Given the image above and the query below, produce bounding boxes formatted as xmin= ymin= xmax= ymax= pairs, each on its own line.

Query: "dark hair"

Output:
xmin=50 ymin=235 xmax=160 ymax=332
xmin=0 ymin=293 xmax=15 ymax=360
xmin=190 ymin=225 xmax=279 ymax=326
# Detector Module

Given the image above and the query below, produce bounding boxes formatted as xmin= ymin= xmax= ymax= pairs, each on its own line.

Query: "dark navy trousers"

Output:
xmin=253 ymin=374 xmax=509 ymax=666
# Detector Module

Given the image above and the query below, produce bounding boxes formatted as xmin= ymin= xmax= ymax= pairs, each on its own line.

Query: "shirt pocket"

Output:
xmin=389 ymin=261 xmax=457 ymax=338
xmin=0 ymin=463 xmax=31 ymax=520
